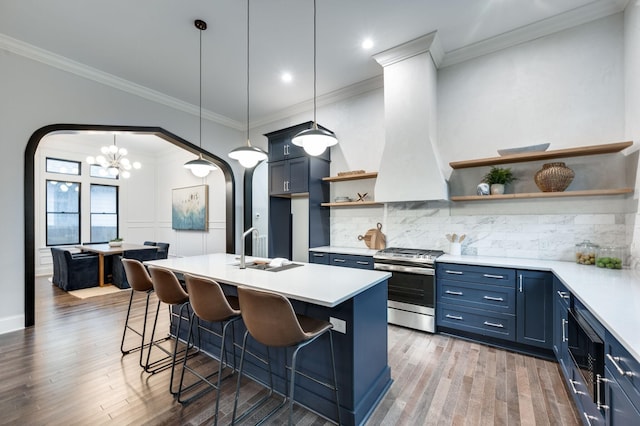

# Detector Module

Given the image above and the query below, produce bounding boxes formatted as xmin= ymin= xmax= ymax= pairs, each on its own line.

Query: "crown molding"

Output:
xmin=441 ymin=0 xmax=628 ymax=68
xmin=373 ymin=31 xmax=443 ymax=68
xmin=251 ymin=75 xmax=384 ymax=128
xmin=0 ymin=33 xmax=245 ymax=130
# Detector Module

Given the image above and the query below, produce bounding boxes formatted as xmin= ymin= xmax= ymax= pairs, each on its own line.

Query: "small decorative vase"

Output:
xmin=534 ymin=162 xmax=574 ymax=192
xmin=490 ymin=183 xmax=505 ymax=195
xmin=476 ymin=183 xmax=490 ymax=196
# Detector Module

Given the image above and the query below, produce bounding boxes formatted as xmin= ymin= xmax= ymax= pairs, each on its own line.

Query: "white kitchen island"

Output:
xmin=146 ymin=253 xmax=392 ymax=426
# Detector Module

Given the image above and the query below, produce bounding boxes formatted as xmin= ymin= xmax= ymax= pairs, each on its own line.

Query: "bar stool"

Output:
xmin=147 ymin=265 xmax=196 ymax=395
xmin=232 ymin=286 xmax=341 ymax=426
xmin=177 ymin=274 xmax=242 ymax=420
xmin=119 ymin=259 xmax=169 ymax=368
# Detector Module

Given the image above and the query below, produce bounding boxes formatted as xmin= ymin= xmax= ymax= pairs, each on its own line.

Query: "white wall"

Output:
xmin=0 ymin=50 xmax=242 ymax=334
xmin=262 ymin=13 xmax=634 ymax=264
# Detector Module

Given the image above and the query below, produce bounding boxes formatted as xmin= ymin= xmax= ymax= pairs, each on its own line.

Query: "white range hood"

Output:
xmin=373 ymin=32 xmax=449 ymax=202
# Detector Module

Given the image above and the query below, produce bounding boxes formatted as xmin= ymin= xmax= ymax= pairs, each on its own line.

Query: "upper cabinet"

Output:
xmin=449 ymin=141 xmax=634 ymax=201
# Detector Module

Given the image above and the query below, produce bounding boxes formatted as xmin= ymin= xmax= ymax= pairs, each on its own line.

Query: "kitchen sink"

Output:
xmin=245 ymin=262 xmax=304 ymax=272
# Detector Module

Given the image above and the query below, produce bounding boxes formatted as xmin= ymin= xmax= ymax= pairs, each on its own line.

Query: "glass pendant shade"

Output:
xmin=229 ymin=144 xmax=268 ymax=168
xmin=291 ymin=125 xmax=337 ymax=156
xmin=184 ymin=154 xmax=216 ymax=178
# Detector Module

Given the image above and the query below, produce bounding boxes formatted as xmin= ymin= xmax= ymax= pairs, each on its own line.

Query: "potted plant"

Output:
xmin=109 ymin=237 xmax=123 ymax=247
xmin=482 ymin=166 xmax=517 ymax=195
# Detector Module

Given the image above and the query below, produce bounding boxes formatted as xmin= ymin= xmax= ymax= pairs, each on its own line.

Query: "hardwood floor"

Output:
xmin=0 ymin=276 xmax=579 ymax=425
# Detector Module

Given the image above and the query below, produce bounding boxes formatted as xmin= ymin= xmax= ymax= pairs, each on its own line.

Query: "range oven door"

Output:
xmin=375 ymin=263 xmax=435 ymax=332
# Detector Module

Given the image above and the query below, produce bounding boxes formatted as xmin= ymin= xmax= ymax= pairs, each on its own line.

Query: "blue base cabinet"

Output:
xmin=604 ymin=330 xmax=640 ymax=425
xmin=309 ymin=251 xmax=374 ymax=270
xmin=552 ymin=277 xmax=571 ymax=377
xmin=436 ymin=263 xmax=553 ymax=355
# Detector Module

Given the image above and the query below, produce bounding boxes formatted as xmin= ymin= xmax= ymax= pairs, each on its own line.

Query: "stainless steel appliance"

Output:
xmin=568 ymin=302 xmax=605 ymax=407
xmin=374 ymin=247 xmax=444 ymax=333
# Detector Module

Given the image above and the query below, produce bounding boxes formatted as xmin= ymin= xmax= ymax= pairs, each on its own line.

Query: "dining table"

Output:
xmin=76 ymin=243 xmax=158 ymax=286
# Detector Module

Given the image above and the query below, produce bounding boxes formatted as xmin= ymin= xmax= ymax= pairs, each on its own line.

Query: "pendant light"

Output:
xmin=228 ymin=0 xmax=268 ymax=168
xmin=87 ymin=134 xmax=141 ymax=179
xmin=184 ymin=19 xmax=217 ymax=178
xmin=291 ymin=0 xmax=338 ymax=156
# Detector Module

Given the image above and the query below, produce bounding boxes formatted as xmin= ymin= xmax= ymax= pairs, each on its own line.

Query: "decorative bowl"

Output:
xmin=497 ymin=143 xmax=550 ymax=156
xmin=334 ymin=196 xmax=352 ymax=203
xmin=108 ymin=241 xmax=123 ymax=247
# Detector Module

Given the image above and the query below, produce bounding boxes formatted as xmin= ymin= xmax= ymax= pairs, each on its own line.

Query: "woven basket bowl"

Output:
xmin=534 ymin=162 xmax=575 ymax=192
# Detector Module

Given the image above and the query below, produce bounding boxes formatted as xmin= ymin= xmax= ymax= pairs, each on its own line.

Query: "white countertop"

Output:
xmin=309 ymin=246 xmax=379 ymax=256
xmin=439 ymin=254 xmax=640 ymax=362
xmin=146 ymin=253 xmax=391 ymax=308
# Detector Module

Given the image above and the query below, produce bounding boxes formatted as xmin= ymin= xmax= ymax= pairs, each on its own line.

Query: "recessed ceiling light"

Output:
xmin=362 ymin=38 xmax=374 ymax=50
xmin=281 ymin=72 xmax=293 ymax=83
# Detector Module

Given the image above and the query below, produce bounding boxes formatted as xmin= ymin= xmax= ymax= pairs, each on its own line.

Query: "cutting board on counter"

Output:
xmin=358 ymin=223 xmax=386 ymax=250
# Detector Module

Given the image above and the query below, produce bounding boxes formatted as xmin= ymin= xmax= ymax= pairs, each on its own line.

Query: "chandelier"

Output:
xmin=86 ymin=134 xmax=141 ymax=179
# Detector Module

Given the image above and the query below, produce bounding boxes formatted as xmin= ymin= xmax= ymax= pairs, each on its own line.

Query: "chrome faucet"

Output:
xmin=239 ymin=227 xmax=258 ymax=269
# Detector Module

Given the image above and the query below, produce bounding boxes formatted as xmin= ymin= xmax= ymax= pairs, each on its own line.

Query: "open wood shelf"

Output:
xmin=450 ymin=188 xmax=633 ymax=201
xmin=321 ymin=201 xmax=382 ymax=207
xmin=449 ymin=141 xmax=633 ymax=169
xmin=322 ymin=172 xmax=378 ymax=182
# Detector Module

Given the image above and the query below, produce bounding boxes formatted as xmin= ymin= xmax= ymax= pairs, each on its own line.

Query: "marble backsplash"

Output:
xmin=329 ymin=201 xmax=634 ymax=265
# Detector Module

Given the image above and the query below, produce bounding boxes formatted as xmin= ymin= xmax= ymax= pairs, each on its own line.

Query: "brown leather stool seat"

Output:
xmin=232 ymin=286 xmax=341 ymax=425
xmin=176 ymin=274 xmax=242 ymax=423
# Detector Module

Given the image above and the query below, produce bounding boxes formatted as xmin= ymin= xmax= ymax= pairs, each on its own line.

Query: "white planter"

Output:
xmin=108 ymin=241 xmax=123 ymax=247
xmin=490 ymin=184 xmax=505 ymax=195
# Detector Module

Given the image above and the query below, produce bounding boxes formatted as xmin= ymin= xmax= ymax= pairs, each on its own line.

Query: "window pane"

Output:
xmin=90 ymin=164 xmax=118 ymax=179
xmin=90 ymin=184 xmax=118 ymax=242
xmin=46 ymin=180 xmax=80 ymax=246
xmin=46 ymin=158 xmax=80 ymax=175
xmin=91 ymin=214 xmax=117 ymax=242
xmin=47 ymin=214 xmax=80 ymax=245
xmin=91 ymin=185 xmax=117 ymax=213
xmin=47 ymin=181 xmax=80 ymax=213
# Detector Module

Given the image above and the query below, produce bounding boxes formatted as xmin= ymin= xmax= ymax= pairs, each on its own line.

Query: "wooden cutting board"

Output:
xmin=358 ymin=223 xmax=386 ymax=250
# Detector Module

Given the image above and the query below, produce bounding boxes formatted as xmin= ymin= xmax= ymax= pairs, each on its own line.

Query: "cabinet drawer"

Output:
xmin=309 ymin=252 xmax=330 ymax=264
xmin=436 ymin=263 xmax=515 ymax=287
xmin=437 ymin=279 xmax=516 ymax=314
xmin=329 ymin=253 xmax=374 ymax=270
xmin=437 ymin=303 xmax=515 ymax=341
xmin=605 ymin=330 xmax=640 ymax=410
xmin=567 ymin=360 xmax=605 ymax=425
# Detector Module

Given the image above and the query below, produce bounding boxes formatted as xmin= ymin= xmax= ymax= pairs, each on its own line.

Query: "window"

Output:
xmin=46 ymin=157 xmax=80 ymax=175
xmin=46 ymin=180 xmax=80 ymax=246
xmin=90 ymin=184 xmax=118 ymax=242
xmin=90 ymin=164 xmax=118 ymax=179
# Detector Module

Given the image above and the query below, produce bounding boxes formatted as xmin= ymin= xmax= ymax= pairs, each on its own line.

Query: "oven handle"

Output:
xmin=374 ymin=263 xmax=435 ymax=276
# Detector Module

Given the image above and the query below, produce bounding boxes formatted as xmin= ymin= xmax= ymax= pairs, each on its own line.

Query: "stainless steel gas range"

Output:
xmin=374 ymin=247 xmax=444 ymax=333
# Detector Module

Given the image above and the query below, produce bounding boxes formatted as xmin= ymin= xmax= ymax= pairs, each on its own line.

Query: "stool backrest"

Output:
xmin=121 ymin=259 xmax=154 ymax=292
xmin=184 ymin=274 xmax=240 ymax=322
xmin=237 ymin=286 xmax=307 ymax=347
xmin=148 ymin=266 xmax=189 ymax=305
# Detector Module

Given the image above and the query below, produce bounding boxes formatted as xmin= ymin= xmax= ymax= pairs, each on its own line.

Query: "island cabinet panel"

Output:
xmin=436 ymin=262 xmax=554 ymax=356
xmin=167 ymin=268 xmax=391 ymax=426
xmin=516 ymin=270 xmax=553 ymax=349
xmin=553 ymin=277 xmax=571 ymax=377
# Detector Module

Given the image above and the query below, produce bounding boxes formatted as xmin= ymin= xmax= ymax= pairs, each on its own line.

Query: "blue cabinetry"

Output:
xmin=436 ymin=262 xmax=553 ymax=354
xmin=266 ymin=123 xmax=330 ymax=259
xmin=553 ymin=277 xmax=571 ymax=377
xmin=516 ymin=270 xmax=553 ymax=349
xmin=604 ymin=330 xmax=640 ymax=425
xmin=309 ymin=251 xmax=374 ymax=270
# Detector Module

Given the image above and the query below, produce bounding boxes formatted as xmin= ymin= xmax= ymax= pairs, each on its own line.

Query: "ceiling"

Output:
xmin=1 ymin=0 xmax=628 ymax=130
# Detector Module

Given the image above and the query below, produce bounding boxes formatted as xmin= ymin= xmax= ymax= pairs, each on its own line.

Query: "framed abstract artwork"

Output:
xmin=171 ymin=185 xmax=208 ymax=231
